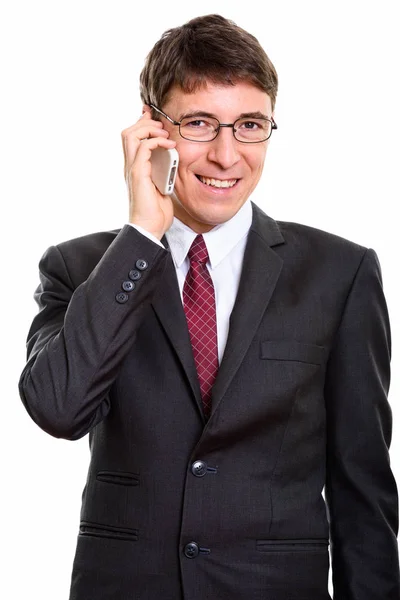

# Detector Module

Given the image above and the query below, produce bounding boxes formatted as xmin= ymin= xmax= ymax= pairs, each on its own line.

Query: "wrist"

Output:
xmin=128 ymin=220 xmax=164 ymax=241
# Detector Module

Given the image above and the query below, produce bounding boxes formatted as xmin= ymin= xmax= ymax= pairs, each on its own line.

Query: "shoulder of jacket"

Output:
xmin=276 ymin=219 xmax=368 ymax=257
xmin=250 ymin=202 xmax=368 ymax=259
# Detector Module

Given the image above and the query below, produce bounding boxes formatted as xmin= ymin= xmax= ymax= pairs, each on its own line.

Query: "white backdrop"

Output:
xmin=1 ymin=1 xmax=399 ymax=598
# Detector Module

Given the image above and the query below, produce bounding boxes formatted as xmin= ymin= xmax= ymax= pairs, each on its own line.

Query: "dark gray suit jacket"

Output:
xmin=19 ymin=204 xmax=399 ymax=599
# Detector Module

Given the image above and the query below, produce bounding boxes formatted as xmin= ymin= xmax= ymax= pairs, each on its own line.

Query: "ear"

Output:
xmin=142 ymin=104 xmax=152 ymax=115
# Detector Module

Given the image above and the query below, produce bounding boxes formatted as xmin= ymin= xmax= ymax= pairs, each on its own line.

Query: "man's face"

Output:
xmin=160 ymin=81 xmax=273 ymax=233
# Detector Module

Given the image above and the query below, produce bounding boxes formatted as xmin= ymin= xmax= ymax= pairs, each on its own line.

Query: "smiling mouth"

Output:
xmin=196 ymin=175 xmax=239 ymax=188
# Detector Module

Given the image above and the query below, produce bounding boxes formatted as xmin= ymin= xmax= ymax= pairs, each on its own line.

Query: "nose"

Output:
xmin=206 ymin=127 xmax=241 ymax=170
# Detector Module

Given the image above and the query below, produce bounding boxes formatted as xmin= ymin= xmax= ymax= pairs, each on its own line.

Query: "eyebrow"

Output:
xmin=178 ymin=110 xmax=270 ymax=121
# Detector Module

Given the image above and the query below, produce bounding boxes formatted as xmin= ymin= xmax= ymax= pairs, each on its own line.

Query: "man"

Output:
xmin=19 ymin=14 xmax=399 ymax=600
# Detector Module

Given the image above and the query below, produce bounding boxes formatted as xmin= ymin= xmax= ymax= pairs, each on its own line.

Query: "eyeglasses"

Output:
xmin=150 ymin=104 xmax=277 ymax=143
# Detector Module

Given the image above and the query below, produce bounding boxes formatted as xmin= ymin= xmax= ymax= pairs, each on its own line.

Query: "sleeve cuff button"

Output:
xmin=116 ymin=292 xmax=129 ymax=304
xmin=135 ymin=259 xmax=148 ymax=271
xmin=122 ymin=281 xmax=135 ymax=292
xmin=129 ymin=269 xmax=142 ymax=281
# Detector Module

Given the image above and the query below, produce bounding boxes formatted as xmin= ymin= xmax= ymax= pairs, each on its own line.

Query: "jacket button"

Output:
xmin=136 ymin=259 xmax=148 ymax=271
xmin=129 ymin=269 xmax=142 ymax=281
xmin=115 ymin=292 xmax=129 ymax=304
xmin=191 ymin=461 xmax=207 ymax=477
xmin=122 ymin=280 xmax=135 ymax=292
xmin=184 ymin=542 xmax=199 ymax=559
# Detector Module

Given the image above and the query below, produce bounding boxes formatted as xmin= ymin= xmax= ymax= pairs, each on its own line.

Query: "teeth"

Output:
xmin=199 ymin=176 xmax=237 ymax=188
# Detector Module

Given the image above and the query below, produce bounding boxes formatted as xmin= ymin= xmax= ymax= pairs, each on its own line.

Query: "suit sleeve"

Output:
xmin=19 ymin=225 xmax=169 ymax=441
xmin=324 ymin=248 xmax=400 ymax=599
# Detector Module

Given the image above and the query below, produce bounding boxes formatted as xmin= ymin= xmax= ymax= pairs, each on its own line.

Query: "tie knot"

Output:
xmin=188 ymin=235 xmax=209 ymax=265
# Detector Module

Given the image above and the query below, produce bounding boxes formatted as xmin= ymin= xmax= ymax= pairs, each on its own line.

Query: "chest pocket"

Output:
xmin=260 ymin=341 xmax=326 ymax=366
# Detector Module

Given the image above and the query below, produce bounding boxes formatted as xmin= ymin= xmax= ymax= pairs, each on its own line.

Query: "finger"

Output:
xmin=122 ymin=116 xmax=164 ymax=137
xmin=122 ymin=125 xmax=170 ymax=166
xmin=122 ymin=119 xmax=164 ymax=134
xmin=121 ymin=124 xmax=169 ymax=147
xmin=121 ymin=125 xmax=166 ymax=150
xmin=124 ymin=135 xmax=176 ymax=182
xmin=121 ymin=124 xmax=168 ymax=158
xmin=131 ymin=137 xmax=177 ymax=176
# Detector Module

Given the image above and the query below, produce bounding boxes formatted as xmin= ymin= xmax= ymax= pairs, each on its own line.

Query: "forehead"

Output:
xmin=164 ymin=81 xmax=272 ymax=117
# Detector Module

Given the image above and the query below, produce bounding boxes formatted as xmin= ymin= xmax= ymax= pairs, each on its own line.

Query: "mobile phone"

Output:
xmin=150 ymin=148 xmax=179 ymax=195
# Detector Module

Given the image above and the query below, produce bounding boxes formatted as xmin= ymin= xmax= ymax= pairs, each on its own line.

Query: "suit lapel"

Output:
xmin=211 ymin=204 xmax=285 ymax=413
xmin=151 ymin=243 xmax=205 ymax=422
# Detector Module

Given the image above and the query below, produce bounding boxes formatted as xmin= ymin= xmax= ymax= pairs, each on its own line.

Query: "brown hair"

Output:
xmin=140 ymin=14 xmax=278 ymax=113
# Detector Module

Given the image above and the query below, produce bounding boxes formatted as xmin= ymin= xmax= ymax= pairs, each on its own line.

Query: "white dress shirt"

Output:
xmin=129 ymin=200 xmax=252 ymax=363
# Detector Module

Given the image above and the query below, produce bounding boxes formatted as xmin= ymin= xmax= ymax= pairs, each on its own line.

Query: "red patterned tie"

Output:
xmin=183 ymin=235 xmax=218 ymax=418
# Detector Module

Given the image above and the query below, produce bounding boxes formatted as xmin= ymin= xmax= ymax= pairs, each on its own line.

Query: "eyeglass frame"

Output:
xmin=149 ymin=104 xmax=277 ymax=143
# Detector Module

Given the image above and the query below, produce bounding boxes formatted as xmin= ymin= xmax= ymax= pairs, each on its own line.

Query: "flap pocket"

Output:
xmin=96 ymin=471 xmax=139 ymax=486
xmin=257 ymin=539 xmax=328 ymax=553
xmin=260 ymin=341 xmax=326 ymax=365
xmin=79 ymin=521 xmax=138 ymax=542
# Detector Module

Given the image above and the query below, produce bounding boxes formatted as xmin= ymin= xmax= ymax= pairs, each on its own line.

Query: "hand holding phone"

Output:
xmin=122 ymin=109 xmax=178 ymax=239
xmin=150 ymin=147 xmax=179 ymax=195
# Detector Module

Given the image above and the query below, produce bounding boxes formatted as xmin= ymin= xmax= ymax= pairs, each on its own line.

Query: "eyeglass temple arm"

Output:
xmin=149 ymin=104 xmax=180 ymax=126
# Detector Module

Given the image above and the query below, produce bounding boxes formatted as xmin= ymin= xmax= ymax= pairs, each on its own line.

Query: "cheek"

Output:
xmin=174 ymin=140 xmax=203 ymax=172
xmin=248 ymin=150 xmax=267 ymax=176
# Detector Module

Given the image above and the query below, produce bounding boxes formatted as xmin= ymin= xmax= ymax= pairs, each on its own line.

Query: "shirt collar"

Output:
xmin=165 ymin=200 xmax=253 ymax=269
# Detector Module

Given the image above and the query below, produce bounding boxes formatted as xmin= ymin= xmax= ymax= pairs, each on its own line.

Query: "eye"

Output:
xmin=186 ymin=119 xmax=211 ymax=128
xmin=239 ymin=120 xmax=261 ymax=130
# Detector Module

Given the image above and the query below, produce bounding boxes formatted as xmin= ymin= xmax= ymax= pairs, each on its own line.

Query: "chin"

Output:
xmin=173 ymin=188 xmax=247 ymax=230
xmin=191 ymin=205 xmax=240 ymax=231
